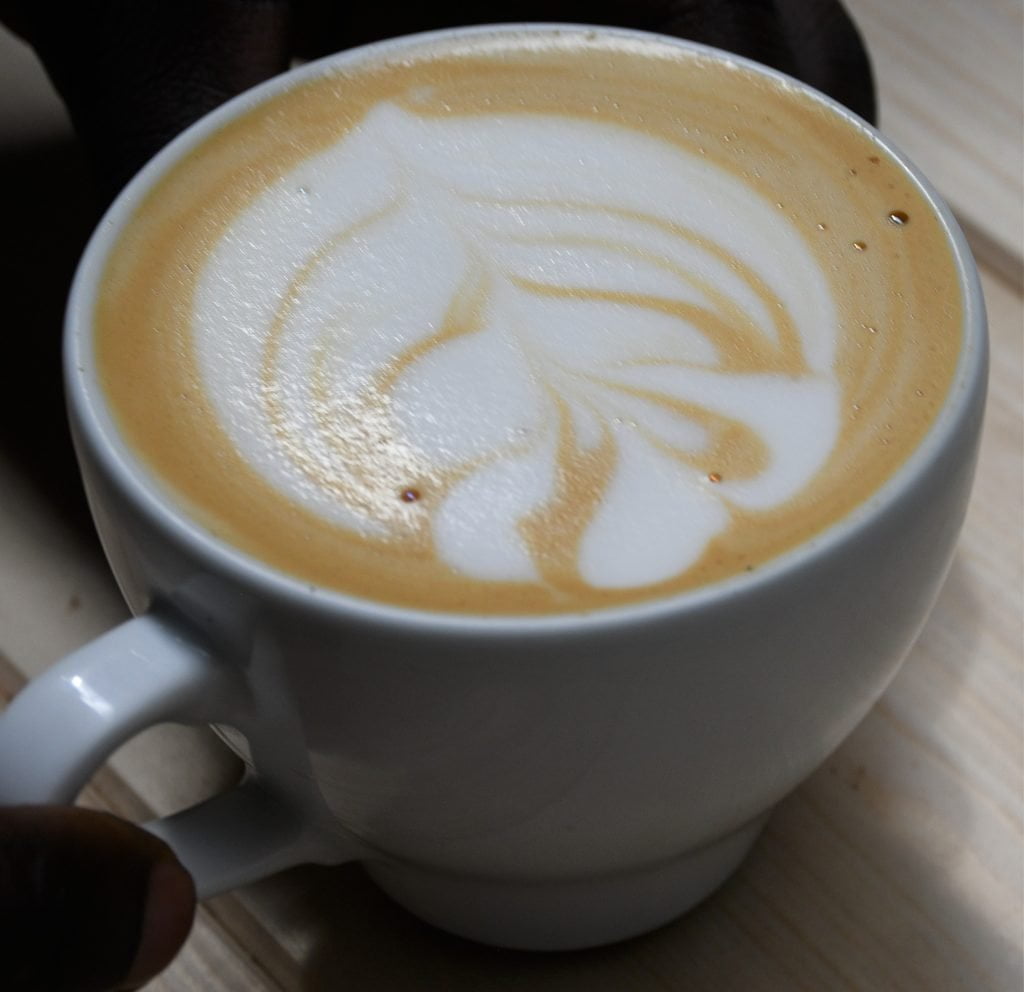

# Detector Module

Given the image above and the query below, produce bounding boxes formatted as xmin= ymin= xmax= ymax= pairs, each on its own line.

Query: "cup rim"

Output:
xmin=64 ymin=22 xmax=988 ymax=636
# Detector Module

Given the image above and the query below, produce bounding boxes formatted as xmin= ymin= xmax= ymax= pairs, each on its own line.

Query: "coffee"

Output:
xmin=94 ymin=27 xmax=961 ymax=614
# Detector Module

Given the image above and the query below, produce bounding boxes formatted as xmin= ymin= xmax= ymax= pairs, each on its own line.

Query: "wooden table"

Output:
xmin=1 ymin=2 xmax=1020 ymax=988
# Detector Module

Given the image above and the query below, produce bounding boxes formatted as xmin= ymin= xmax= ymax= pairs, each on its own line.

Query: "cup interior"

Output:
xmin=63 ymin=23 xmax=987 ymax=634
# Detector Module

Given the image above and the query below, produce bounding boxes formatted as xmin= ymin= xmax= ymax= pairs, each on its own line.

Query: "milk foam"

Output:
xmin=194 ymin=101 xmax=841 ymax=590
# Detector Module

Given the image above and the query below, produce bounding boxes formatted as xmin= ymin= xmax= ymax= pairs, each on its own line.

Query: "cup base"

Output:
xmin=365 ymin=812 xmax=769 ymax=951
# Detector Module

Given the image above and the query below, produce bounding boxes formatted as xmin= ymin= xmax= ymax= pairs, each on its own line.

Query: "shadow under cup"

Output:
xmin=55 ymin=25 xmax=991 ymax=950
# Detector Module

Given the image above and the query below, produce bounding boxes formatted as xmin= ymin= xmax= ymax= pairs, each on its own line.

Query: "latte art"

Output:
xmin=95 ymin=28 xmax=962 ymax=613
xmin=199 ymin=103 xmax=840 ymax=589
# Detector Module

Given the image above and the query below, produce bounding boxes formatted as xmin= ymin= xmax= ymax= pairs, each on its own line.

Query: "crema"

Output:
xmin=95 ymin=27 xmax=962 ymax=614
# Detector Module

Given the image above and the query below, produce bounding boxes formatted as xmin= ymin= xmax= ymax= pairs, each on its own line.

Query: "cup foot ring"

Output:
xmin=365 ymin=813 xmax=768 ymax=951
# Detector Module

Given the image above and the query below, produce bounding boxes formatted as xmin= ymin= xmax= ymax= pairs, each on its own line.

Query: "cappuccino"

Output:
xmin=94 ymin=27 xmax=962 ymax=614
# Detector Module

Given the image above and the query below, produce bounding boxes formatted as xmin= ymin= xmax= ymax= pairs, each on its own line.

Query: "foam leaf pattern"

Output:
xmin=194 ymin=102 xmax=840 ymax=590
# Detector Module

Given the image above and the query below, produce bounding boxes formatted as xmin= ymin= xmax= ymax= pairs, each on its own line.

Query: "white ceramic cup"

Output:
xmin=0 ymin=25 xmax=987 ymax=951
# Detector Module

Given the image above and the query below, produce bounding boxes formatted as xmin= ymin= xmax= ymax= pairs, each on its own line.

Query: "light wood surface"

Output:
xmin=1 ymin=2 xmax=1021 ymax=989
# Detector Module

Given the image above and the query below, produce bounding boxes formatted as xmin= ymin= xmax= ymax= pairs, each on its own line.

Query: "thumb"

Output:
xmin=0 ymin=806 xmax=196 ymax=992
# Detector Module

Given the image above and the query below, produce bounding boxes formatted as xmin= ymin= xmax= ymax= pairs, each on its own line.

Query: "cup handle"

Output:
xmin=0 ymin=610 xmax=346 ymax=898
